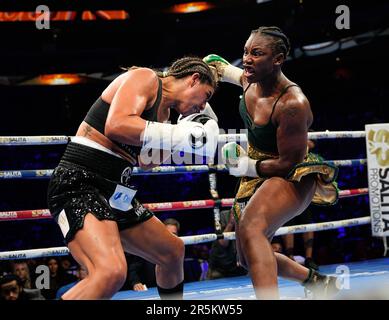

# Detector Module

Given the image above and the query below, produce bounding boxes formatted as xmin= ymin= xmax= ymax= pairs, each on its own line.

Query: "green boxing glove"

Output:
xmin=221 ymin=142 xmax=259 ymax=177
xmin=203 ymin=54 xmax=243 ymax=87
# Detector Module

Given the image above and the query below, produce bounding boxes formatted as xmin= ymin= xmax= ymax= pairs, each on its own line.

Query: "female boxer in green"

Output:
xmin=204 ymin=27 xmax=338 ymax=299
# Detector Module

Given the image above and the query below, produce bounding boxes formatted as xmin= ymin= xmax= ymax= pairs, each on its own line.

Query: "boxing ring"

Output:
xmin=1 ymin=129 xmax=388 ymax=299
xmin=112 ymin=258 xmax=389 ymax=300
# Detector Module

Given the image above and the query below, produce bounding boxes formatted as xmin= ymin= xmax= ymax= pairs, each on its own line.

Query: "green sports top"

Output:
xmin=239 ymin=84 xmax=299 ymax=154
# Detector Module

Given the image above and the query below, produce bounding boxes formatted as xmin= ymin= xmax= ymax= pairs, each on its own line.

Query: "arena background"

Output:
xmin=0 ymin=0 xmax=388 ymax=271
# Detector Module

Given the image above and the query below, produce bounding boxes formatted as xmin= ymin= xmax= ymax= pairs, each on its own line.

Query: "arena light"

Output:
xmin=167 ymin=2 xmax=215 ymax=14
xmin=20 ymin=74 xmax=85 ymax=86
xmin=40 ymin=74 xmax=84 ymax=85
xmin=0 ymin=10 xmax=128 ymax=22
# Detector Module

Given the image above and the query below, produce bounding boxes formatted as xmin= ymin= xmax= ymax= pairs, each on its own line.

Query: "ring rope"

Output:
xmin=0 ymin=188 xmax=369 ymax=222
xmin=0 ymin=216 xmax=371 ymax=260
xmin=0 ymin=128 xmax=372 ymax=265
xmin=0 ymin=130 xmax=366 ymax=146
xmin=0 ymin=134 xmax=247 ymax=146
xmin=207 ymin=166 xmax=223 ymax=233
xmin=0 ymin=136 xmax=70 ymax=146
xmin=308 ymin=131 xmax=365 ymax=139
xmin=0 ymin=159 xmax=367 ymax=180
xmin=0 ymin=131 xmax=370 ymax=260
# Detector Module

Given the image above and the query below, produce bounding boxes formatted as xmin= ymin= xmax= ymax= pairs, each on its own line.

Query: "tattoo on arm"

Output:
xmin=82 ymin=125 xmax=93 ymax=137
xmin=283 ymin=105 xmax=299 ymax=118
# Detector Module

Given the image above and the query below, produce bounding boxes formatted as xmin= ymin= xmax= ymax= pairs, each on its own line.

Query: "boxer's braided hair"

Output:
xmin=122 ymin=57 xmax=217 ymax=88
xmin=251 ymin=26 xmax=291 ymax=58
xmin=160 ymin=56 xmax=217 ymax=88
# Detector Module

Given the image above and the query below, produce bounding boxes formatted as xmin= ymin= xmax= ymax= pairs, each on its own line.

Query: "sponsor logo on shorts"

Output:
xmin=121 ymin=167 xmax=132 ymax=185
xmin=113 ymin=192 xmax=131 ymax=204
xmin=114 ymin=192 xmax=123 ymax=200
xmin=134 ymin=204 xmax=147 ymax=217
xmin=109 ymin=185 xmax=136 ymax=211
xmin=57 ymin=210 xmax=70 ymax=238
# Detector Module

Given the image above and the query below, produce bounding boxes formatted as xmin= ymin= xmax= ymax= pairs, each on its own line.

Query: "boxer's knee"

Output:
xmin=158 ymin=237 xmax=185 ymax=268
xmin=90 ymin=256 xmax=127 ymax=294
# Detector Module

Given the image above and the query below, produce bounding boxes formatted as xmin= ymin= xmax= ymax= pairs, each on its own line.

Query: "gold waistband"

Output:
xmin=232 ymin=145 xmax=339 ymax=222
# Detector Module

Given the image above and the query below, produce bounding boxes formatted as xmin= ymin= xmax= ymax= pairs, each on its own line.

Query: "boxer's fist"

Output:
xmin=142 ymin=117 xmax=219 ymax=160
xmin=203 ymin=54 xmax=243 ymax=86
xmin=203 ymin=54 xmax=230 ymax=83
xmin=221 ymin=142 xmax=258 ymax=177
xmin=176 ymin=114 xmax=219 ymax=158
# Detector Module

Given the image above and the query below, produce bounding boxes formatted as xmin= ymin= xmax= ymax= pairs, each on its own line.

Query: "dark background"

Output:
xmin=0 ymin=0 xmax=388 ymax=265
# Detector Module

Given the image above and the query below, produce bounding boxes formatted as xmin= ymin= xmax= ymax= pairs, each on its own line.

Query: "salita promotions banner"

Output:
xmin=365 ymin=123 xmax=389 ymax=236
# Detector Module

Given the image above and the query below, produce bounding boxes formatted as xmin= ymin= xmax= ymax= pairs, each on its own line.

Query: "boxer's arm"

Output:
xmin=105 ymin=68 xmax=158 ymax=146
xmin=203 ymin=54 xmax=243 ymax=87
xmin=258 ymin=99 xmax=312 ymax=177
xmin=104 ymin=68 xmax=219 ymax=161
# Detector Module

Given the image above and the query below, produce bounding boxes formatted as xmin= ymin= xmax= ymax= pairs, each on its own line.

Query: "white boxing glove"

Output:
xmin=177 ymin=102 xmax=218 ymax=124
xmin=141 ymin=116 xmax=219 ymax=161
xmin=221 ymin=142 xmax=259 ymax=177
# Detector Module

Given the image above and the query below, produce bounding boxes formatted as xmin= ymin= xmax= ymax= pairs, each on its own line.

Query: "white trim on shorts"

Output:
xmin=71 ymin=136 xmax=123 ymax=159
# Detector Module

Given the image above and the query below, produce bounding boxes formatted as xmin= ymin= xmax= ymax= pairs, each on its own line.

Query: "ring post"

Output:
xmin=365 ymin=123 xmax=389 ymax=252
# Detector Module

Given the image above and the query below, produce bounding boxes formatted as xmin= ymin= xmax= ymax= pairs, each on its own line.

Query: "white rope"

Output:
xmin=181 ymin=234 xmax=218 ymax=245
xmin=0 ymin=136 xmax=69 ymax=146
xmin=0 ymin=131 xmax=367 ymax=146
xmin=0 ymin=216 xmax=371 ymax=260
xmin=224 ymin=216 xmax=371 ymax=239
xmin=325 ymin=159 xmax=367 ymax=167
xmin=0 ymin=134 xmax=247 ymax=146
xmin=0 ymin=247 xmax=70 ymax=260
xmin=308 ymin=131 xmax=365 ymax=139
xmin=0 ymin=159 xmax=367 ymax=180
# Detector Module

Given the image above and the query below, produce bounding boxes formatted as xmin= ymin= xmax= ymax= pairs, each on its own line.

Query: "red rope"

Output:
xmin=0 ymin=188 xmax=368 ymax=221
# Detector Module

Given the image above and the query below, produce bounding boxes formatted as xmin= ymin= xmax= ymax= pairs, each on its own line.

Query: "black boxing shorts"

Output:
xmin=47 ymin=141 xmax=153 ymax=244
